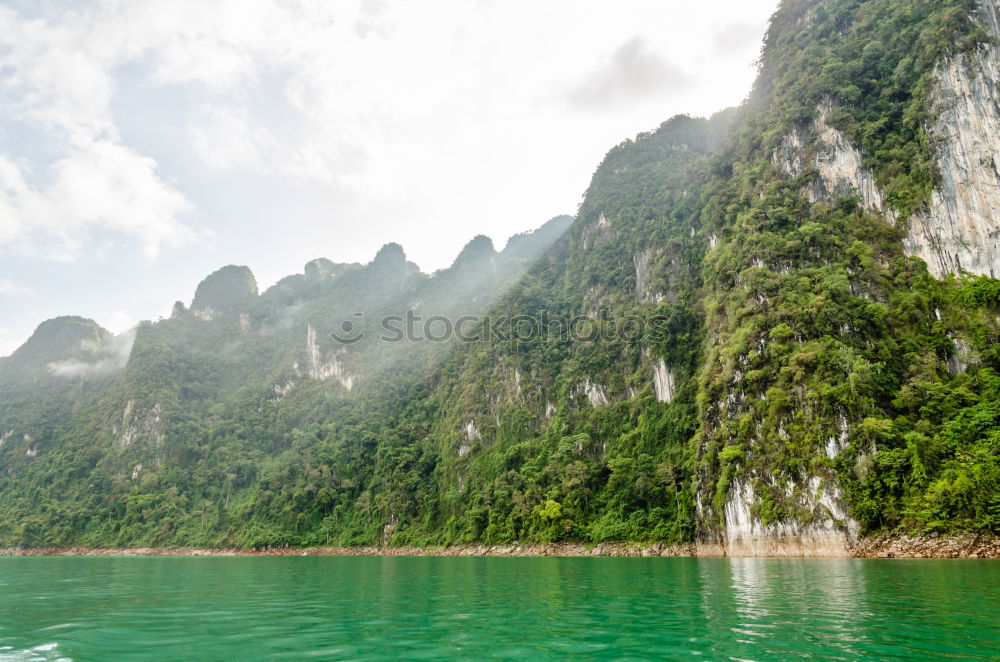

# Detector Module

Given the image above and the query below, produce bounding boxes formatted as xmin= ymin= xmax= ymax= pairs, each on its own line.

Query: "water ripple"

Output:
xmin=0 ymin=557 xmax=997 ymax=660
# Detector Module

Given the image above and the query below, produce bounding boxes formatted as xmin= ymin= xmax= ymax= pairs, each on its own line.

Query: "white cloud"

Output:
xmin=105 ymin=309 xmax=137 ymax=335
xmin=0 ymin=4 xmax=199 ymax=260
xmin=0 ymin=6 xmax=115 ymax=140
xmin=568 ymin=36 xmax=695 ymax=110
xmin=0 ymin=0 xmax=779 ymax=362
xmin=190 ymin=106 xmax=277 ymax=172
xmin=2 ymin=1 xmax=778 ymax=231
xmin=0 ymin=141 xmax=196 ymax=259
xmin=47 ymin=328 xmax=135 ymax=379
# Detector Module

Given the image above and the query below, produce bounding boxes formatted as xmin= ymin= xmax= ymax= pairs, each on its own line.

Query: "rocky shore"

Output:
xmin=849 ymin=533 xmax=999 ymax=559
xmin=2 ymin=536 xmax=997 ymax=558
xmin=0 ymin=542 xmax=693 ymax=558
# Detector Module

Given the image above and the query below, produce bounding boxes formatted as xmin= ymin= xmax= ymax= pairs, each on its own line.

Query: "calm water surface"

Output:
xmin=0 ymin=557 xmax=997 ymax=660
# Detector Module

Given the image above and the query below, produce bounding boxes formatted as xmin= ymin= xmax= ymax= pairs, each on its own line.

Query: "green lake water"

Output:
xmin=0 ymin=557 xmax=997 ymax=660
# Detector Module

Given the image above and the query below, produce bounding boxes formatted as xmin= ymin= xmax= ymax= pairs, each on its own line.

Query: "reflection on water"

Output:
xmin=723 ymin=558 xmax=871 ymax=659
xmin=0 ymin=557 xmax=997 ymax=661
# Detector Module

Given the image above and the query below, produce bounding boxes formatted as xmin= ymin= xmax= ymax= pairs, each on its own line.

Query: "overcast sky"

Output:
xmin=0 ymin=0 xmax=779 ymax=356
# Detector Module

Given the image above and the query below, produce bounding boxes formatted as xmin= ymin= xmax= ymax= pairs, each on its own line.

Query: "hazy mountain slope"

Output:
xmin=351 ymin=0 xmax=1000 ymax=553
xmin=0 ymin=218 xmax=571 ymax=546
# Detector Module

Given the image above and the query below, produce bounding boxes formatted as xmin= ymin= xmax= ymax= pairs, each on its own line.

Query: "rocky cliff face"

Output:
xmin=772 ymin=101 xmax=892 ymax=218
xmin=305 ymin=324 xmax=355 ymax=390
xmin=701 ymin=477 xmax=860 ymax=558
xmin=906 ymin=32 xmax=1000 ymax=278
xmin=773 ymin=0 xmax=1000 ymax=281
xmin=702 ymin=1 xmax=1000 ymax=557
xmin=774 ymin=1 xmax=1000 ymax=282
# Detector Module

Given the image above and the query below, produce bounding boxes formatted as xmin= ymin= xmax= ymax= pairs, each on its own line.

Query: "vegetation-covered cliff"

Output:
xmin=1 ymin=0 xmax=998 ymax=554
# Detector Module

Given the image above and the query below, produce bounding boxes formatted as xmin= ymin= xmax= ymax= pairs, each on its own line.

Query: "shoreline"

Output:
xmin=2 ymin=535 xmax=997 ymax=559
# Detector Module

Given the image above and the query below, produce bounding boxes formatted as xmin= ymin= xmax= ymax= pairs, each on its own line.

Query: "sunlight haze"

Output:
xmin=0 ymin=0 xmax=779 ymax=353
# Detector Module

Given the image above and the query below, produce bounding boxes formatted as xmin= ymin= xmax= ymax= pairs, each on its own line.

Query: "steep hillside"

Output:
xmin=1 ymin=0 xmax=998 ymax=554
xmin=353 ymin=0 xmax=1000 ymax=554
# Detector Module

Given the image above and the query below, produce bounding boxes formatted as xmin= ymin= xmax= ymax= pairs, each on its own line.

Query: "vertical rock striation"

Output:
xmin=906 ymin=35 xmax=1000 ymax=278
xmin=711 ymin=477 xmax=860 ymax=557
xmin=773 ymin=0 xmax=1000 ymax=279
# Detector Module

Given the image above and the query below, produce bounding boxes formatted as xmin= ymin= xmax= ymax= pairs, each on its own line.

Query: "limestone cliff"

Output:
xmin=773 ymin=1 xmax=1000 ymax=281
xmin=700 ymin=0 xmax=1000 ymax=557
xmin=906 ymin=6 xmax=1000 ymax=278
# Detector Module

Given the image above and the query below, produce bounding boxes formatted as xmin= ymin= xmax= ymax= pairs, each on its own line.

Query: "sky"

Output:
xmin=0 ymin=0 xmax=780 ymax=356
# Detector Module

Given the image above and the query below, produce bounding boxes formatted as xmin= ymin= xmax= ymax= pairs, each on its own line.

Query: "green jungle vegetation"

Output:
xmin=1 ymin=0 xmax=997 ymax=548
